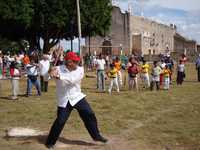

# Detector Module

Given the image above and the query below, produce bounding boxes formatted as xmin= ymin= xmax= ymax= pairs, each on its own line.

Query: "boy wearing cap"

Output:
xmin=46 ymin=52 xmax=107 ymax=149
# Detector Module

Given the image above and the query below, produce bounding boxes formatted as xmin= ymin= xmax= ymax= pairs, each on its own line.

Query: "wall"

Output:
xmin=84 ymin=6 xmax=130 ymax=56
xmin=130 ymin=16 xmax=176 ymax=55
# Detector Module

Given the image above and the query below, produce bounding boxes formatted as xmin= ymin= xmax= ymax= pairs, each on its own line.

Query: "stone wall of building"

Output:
xmin=197 ymin=45 xmax=200 ymax=54
xmin=132 ymin=34 xmax=142 ymax=55
xmin=130 ymin=16 xmax=176 ymax=55
xmin=173 ymin=33 xmax=197 ymax=61
xmin=85 ymin=6 xmax=130 ymax=56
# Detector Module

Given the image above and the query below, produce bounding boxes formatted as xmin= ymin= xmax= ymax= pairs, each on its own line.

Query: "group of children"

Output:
xmin=105 ymin=55 xmax=186 ymax=94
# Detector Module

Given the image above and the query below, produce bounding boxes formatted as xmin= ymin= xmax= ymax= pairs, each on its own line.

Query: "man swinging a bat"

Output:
xmin=45 ymin=52 xmax=107 ymax=149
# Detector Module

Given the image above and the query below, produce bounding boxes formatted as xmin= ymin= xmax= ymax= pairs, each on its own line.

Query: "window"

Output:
xmin=153 ymin=49 xmax=155 ymax=55
xmin=149 ymin=49 xmax=151 ymax=55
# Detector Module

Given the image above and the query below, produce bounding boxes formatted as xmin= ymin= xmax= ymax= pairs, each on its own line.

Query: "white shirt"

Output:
xmin=160 ymin=62 xmax=166 ymax=69
xmin=96 ymin=59 xmax=105 ymax=70
xmin=178 ymin=64 xmax=185 ymax=72
xmin=55 ymin=65 xmax=86 ymax=107
xmin=26 ymin=64 xmax=38 ymax=76
xmin=39 ymin=60 xmax=50 ymax=76
xmin=13 ymin=69 xmax=20 ymax=80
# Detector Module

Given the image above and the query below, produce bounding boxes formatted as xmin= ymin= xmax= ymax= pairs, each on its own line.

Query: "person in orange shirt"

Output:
xmin=23 ymin=54 xmax=30 ymax=65
xmin=113 ymin=56 xmax=123 ymax=86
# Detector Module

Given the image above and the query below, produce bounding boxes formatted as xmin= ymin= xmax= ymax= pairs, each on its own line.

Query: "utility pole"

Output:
xmin=76 ymin=0 xmax=82 ymax=57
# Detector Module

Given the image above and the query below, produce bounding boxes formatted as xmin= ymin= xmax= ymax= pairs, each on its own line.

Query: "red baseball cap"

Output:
xmin=64 ymin=52 xmax=80 ymax=62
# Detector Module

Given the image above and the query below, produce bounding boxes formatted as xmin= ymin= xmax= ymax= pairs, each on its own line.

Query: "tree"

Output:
xmin=0 ymin=0 xmax=34 ymax=40
xmin=29 ymin=0 xmax=74 ymax=53
xmin=80 ymin=0 xmax=112 ymax=55
xmin=0 ymin=0 xmax=112 ymax=53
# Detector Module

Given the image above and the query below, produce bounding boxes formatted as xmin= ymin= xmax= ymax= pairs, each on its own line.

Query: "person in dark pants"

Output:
xmin=196 ymin=55 xmax=200 ymax=82
xmin=177 ymin=60 xmax=185 ymax=85
xmin=39 ymin=54 xmax=50 ymax=92
xmin=46 ymin=52 xmax=107 ymax=149
xmin=26 ymin=57 xmax=41 ymax=96
xmin=40 ymin=76 xmax=48 ymax=92
xmin=150 ymin=61 xmax=162 ymax=91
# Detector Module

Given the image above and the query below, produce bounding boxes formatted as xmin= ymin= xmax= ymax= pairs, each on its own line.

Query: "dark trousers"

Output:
xmin=26 ymin=76 xmax=41 ymax=95
xmin=46 ymin=98 xmax=101 ymax=146
xmin=150 ymin=81 xmax=160 ymax=91
xmin=40 ymin=76 xmax=48 ymax=92
xmin=177 ymin=71 xmax=184 ymax=85
xmin=198 ymin=67 xmax=200 ymax=82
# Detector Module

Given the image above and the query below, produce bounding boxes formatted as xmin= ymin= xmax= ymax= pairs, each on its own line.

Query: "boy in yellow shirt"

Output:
xmin=141 ymin=60 xmax=150 ymax=88
xmin=162 ymin=65 xmax=171 ymax=90
xmin=107 ymin=64 xmax=119 ymax=94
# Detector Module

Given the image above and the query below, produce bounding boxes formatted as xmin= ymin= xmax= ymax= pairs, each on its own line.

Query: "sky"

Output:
xmin=116 ymin=0 xmax=200 ymax=44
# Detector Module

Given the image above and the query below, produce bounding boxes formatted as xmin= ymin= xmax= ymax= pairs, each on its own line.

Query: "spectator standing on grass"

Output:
xmin=10 ymin=61 xmax=21 ymax=100
xmin=162 ymin=65 xmax=171 ymax=90
xmin=39 ymin=54 xmax=50 ymax=92
xmin=165 ymin=55 xmax=174 ymax=84
xmin=128 ymin=61 xmax=139 ymax=91
xmin=177 ymin=60 xmax=185 ymax=85
xmin=113 ymin=56 xmax=123 ymax=87
xmin=45 ymin=52 xmax=107 ymax=149
xmin=96 ymin=54 xmax=106 ymax=91
xmin=105 ymin=55 xmax=110 ymax=68
xmin=23 ymin=53 xmax=30 ymax=65
xmin=195 ymin=54 xmax=200 ymax=82
xmin=92 ymin=55 xmax=97 ymax=71
xmin=141 ymin=60 xmax=150 ymax=89
xmin=150 ymin=61 xmax=162 ymax=91
xmin=107 ymin=64 xmax=119 ymax=94
xmin=26 ymin=57 xmax=41 ymax=96
xmin=159 ymin=59 xmax=166 ymax=87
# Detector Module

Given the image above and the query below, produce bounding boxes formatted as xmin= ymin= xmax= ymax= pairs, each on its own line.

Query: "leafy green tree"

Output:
xmin=0 ymin=0 xmax=112 ymax=53
xmin=81 ymin=0 xmax=112 ymax=55
xmin=0 ymin=0 xmax=34 ymax=41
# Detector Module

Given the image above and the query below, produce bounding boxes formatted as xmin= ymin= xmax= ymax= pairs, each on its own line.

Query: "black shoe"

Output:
xmin=94 ymin=136 xmax=108 ymax=143
xmin=45 ymin=144 xmax=54 ymax=149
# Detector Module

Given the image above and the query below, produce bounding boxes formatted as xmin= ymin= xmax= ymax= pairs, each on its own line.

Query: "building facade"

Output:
xmin=85 ymin=6 xmax=131 ymax=56
xmin=85 ymin=6 xmax=197 ymax=60
xmin=197 ymin=45 xmax=200 ymax=54
xmin=130 ymin=16 xmax=176 ymax=55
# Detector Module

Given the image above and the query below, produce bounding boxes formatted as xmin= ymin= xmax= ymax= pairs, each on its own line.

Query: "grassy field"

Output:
xmin=0 ymin=63 xmax=200 ymax=150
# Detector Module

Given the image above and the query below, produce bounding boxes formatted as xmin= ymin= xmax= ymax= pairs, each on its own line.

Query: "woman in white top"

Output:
xmin=39 ymin=54 xmax=50 ymax=92
xmin=10 ymin=61 xmax=21 ymax=100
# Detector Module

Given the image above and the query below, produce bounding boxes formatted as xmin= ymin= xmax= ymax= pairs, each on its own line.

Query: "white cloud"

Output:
xmin=118 ymin=0 xmax=200 ymax=43
xmin=147 ymin=0 xmax=200 ymax=11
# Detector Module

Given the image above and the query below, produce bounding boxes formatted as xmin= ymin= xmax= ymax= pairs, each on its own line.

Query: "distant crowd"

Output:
xmin=90 ymin=53 xmax=189 ymax=94
xmin=0 ymin=49 xmax=200 ymax=99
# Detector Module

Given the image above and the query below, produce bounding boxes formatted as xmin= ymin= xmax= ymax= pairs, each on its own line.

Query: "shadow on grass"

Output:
xmin=3 ymin=135 xmax=97 ymax=147
xmin=0 ymin=97 xmax=10 ymax=100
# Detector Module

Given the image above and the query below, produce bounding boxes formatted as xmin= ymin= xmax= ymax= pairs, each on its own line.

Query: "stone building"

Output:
xmin=85 ymin=6 xmax=131 ymax=56
xmin=84 ymin=6 xmax=197 ymax=60
xmin=197 ymin=45 xmax=200 ymax=54
xmin=130 ymin=16 xmax=176 ymax=55
xmin=173 ymin=33 xmax=197 ymax=59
